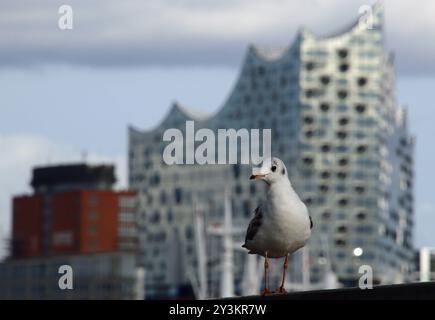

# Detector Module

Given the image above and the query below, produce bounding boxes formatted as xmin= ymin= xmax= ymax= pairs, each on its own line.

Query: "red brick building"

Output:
xmin=11 ymin=164 xmax=137 ymax=258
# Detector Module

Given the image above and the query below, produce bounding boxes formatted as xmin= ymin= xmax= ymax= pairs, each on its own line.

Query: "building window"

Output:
xmin=355 ymin=104 xmax=366 ymax=113
xmin=303 ymin=116 xmax=314 ymax=124
xmin=336 ymin=252 xmax=346 ymax=259
xmin=320 ymin=75 xmax=330 ymax=85
xmin=321 ymin=144 xmax=331 ymax=152
xmin=160 ymin=191 xmax=167 ymax=205
xmin=305 ymin=89 xmax=316 ymax=98
xmin=319 ymin=185 xmax=329 ymax=193
xmin=321 ymin=171 xmax=331 ymax=179
xmin=338 ymin=117 xmax=349 ymax=126
xmin=119 ymin=196 xmax=135 ymax=208
xmin=337 ymin=225 xmax=347 ymax=233
xmin=337 ymin=90 xmax=348 ymax=99
xmin=336 ymin=145 xmax=348 ymax=153
xmin=338 ymin=158 xmax=349 ymax=166
xmin=337 ymin=48 xmax=348 ymax=58
xmin=339 ymin=63 xmax=349 ymax=72
xmin=257 ymin=66 xmax=265 ymax=76
xmin=304 ymin=197 xmax=313 ymax=205
xmin=185 ymin=226 xmax=194 ymax=240
xmin=88 ymin=196 xmax=99 ymax=206
xmin=337 ymin=172 xmax=347 ymax=179
xmin=88 ymin=239 xmax=98 ymax=250
xmin=322 ymin=211 xmax=331 ymax=220
xmin=356 ymin=212 xmax=366 ymax=220
xmin=336 ymin=131 xmax=348 ymax=139
xmin=336 ymin=185 xmax=346 ymax=193
xmin=174 ymin=188 xmax=182 ymax=204
xmin=150 ymin=211 xmax=161 ymax=224
xmin=305 ymin=130 xmax=314 ymax=138
xmin=338 ymin=198 xmax=348 ymax=206
xmin=150 ymin=174 xmax=161 ymax=186
xmin=302 ymin=157 xmax=314 ymax=165
xmin=358 ymin=77 xmax=368 ymax=87
xmin=167 ymin=210 xmax=173 ymax=222
xmin=320 ymin=102 xmax=330 ymax=112
xmin=88 ymin=211 xmax=99 ymax=220
xmin=87 ymin=225 xmax=97 ymax=235
xmin=335 ymin=239 xmax=346 ymax=247
xmin=356 ymin=145 xmax=367 ymax=153
xmin=305 ymin=62 xmax=315 ymax=71
xmin=355 ymin=186 xmax=365 ymax=194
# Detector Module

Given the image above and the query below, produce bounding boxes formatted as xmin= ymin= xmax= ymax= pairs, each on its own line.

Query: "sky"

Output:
xmin=1 ymin=0 xmax=435 ymax=257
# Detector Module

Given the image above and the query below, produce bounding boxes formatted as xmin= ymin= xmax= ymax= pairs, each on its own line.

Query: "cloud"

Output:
xmin=0 ymin=134 xmax=126 ymax=260
xmin=0 ymin=0 xmax=434 ymax=74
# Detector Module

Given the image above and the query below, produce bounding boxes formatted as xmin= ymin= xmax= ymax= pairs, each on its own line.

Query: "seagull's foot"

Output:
xmin=261 ymin=288 xmax=272 ymax=296
xmin=277 ymin=286 xmax=287 ymax=294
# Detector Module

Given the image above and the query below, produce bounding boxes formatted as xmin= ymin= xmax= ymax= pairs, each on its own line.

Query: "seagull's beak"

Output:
xmin=250 ymin=174 xmax=265 ymax=180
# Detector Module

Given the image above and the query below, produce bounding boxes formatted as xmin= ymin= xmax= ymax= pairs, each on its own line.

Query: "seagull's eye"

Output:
xmin=271 ymin=165 xmax=277 ymax=172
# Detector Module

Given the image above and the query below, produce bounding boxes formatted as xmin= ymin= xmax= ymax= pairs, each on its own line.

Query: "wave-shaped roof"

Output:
xmin=131 ymin=3 xmax=383 ymax=134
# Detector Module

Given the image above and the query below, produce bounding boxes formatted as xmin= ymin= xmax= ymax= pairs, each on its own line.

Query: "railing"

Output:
xmin=228 ymin=282 xmax=435 ymax=300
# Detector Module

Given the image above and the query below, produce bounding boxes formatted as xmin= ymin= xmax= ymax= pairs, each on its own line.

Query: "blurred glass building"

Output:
xmin=129 ymin=3 xmax=414 ymax=298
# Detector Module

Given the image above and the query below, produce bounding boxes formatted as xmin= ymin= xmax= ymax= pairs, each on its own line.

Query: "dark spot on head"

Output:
xmin=271 ymin=165 xmax=277 ymax=172
xmin=282 ymin=168 xmax=286 ymax=175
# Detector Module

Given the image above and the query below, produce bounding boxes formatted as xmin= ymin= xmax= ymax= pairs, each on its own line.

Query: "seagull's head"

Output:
xmin=250 ymin=157 xmax=288 ymax=184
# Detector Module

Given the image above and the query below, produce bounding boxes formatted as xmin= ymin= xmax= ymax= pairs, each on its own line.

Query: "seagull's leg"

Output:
xmin=278 ymin=254 xmax=289 ymax=293
xmin=261 ymin=252 xmax=271 ymax=295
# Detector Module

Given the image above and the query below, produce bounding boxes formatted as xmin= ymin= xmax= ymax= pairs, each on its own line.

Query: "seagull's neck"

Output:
xmin=268 ymin=178 xmax=301 ymax=202
xmin=268 ymin=177 xmax=294 ymax=198
xmin=267 ymin=177 xmax=307 ymax=218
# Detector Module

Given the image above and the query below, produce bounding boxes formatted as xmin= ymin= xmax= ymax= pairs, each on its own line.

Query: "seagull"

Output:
xmin=242 ymin=157 xmax=313 ymax=295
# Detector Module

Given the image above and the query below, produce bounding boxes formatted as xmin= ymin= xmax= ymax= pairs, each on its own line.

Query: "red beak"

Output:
xmin=250 ymin=174 xmax=265 ymax=180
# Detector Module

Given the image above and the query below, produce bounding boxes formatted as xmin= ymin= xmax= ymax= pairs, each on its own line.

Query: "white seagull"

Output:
xmin=242 ymin=157 xmax=313 ymax=295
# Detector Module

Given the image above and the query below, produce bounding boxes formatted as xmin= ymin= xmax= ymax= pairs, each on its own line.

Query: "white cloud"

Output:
xmin=0 ymin=0 xmax=434 ymax=74
xmin=0 ymin=134 xmax=126 ymax=260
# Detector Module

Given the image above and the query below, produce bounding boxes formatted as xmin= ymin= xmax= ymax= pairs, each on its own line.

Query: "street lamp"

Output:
xmin=353 ymin=247 xmax=363 ymax=257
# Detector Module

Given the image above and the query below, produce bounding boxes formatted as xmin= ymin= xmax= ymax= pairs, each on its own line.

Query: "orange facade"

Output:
xmin=12 ymin=190 xmax=135 ymax=258
xmin=12 ymin=195 xmax=43 ymax=258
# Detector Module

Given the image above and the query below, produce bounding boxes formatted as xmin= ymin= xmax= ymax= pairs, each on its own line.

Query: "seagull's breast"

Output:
xmin=244 ymin=179 xmax=312 ymax=258
xmin=266 ymin=196 xmax=311 ymax=253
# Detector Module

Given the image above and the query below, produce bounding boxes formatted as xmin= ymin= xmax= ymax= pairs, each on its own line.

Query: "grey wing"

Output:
xmin=242 ymin=206 xmax=263 ymax=247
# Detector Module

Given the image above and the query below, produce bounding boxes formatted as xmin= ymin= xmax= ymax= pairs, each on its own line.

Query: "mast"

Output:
xmin=192 ymin=196 xmax=208 ymax=299
xmin=207 ymin=189 xmax=244 ymax=297
xmin=220 ymin=188 xmax=234 ymax=297
xmin=241 ymin=254 xmax=259 ymax=295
